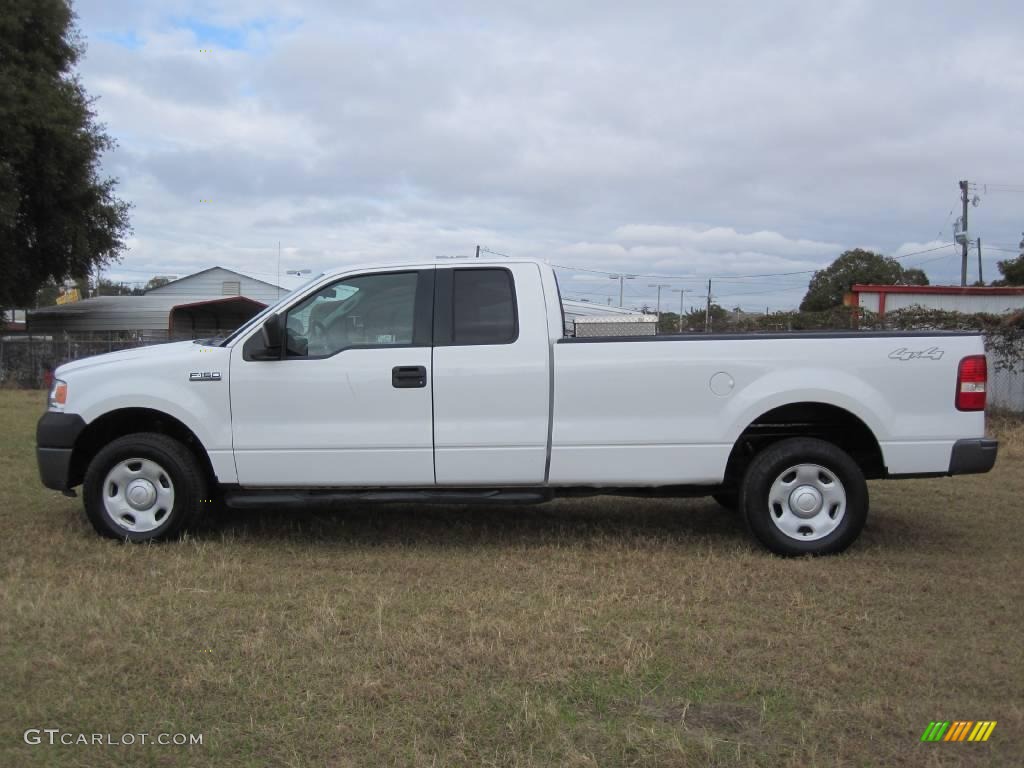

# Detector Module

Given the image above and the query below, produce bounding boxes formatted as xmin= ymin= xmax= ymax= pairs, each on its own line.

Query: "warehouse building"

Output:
xmin=27 ymin=267 xmax=283 ymax=341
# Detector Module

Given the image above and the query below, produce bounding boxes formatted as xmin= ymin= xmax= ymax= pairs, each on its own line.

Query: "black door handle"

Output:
xmin=392 ymin=365 xmax=427 ymax=388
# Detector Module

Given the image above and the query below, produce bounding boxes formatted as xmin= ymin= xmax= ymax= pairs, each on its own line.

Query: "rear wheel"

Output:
xmin=83 ymin=433 xmax=207 ymax=541
xmin=740 ymin=437 xmax=868 ymax=556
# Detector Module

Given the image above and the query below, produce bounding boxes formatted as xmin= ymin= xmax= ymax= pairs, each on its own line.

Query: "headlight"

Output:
xmin=48 ymin=379 xmax=68 ymax=409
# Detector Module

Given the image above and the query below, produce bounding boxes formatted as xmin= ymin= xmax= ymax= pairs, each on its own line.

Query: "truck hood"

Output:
xmin=55 ymin=340 xmax=219 ymax=377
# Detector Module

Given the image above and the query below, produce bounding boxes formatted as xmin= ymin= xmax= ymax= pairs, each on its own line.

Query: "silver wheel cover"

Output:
xmin=767 ymin=463 xmax=846 ymax=542
xmin=101 ymin=458 xmax=175 ymax=533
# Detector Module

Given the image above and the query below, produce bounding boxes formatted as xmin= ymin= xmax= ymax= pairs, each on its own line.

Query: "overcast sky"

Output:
xmin=75 ymin=0 xmax=1024 ymax=310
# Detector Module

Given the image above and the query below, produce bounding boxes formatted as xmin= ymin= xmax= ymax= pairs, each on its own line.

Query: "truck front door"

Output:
xmin=228 ymin=268 xmax=436 ymax=486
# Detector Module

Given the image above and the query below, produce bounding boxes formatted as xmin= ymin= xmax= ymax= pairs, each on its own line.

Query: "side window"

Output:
xmin=452 ymin=268 xmax=517 ymax=345
xmin=285 ymin=271 xmax=419 ymax=357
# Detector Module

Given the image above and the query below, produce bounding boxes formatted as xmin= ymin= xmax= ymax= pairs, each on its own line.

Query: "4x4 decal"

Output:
xmin=889 ymin=347 xmax=944 ymax=361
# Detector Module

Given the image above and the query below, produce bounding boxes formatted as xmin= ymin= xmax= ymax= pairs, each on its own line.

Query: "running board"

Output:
xmin=223 ymin=488 xmax=553 ymax=509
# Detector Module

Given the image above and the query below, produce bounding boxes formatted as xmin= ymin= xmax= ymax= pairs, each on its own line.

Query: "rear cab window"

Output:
xmin=447 ymin=268 xmax=518 ymax=346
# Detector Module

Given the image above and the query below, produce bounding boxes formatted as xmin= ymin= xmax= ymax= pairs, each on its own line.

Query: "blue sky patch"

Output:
xmin=94 ymin=30 xmax=143 ymax=50
xmin=175 ymin=17 xmax=255 ymax=50
xmin=170 ymin=16 xmax=301 ymax=52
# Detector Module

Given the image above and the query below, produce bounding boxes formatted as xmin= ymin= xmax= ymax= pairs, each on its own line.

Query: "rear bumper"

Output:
xmin=948 ymin=438 xmax=999 ymax=475
xmin=36 ymin=412 xmax=86 ymax=491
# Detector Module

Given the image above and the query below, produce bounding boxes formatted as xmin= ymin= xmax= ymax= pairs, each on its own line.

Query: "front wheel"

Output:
xmin=740 ymin=438 xmax=868 ymax=556
xmin=82 ymin=433 xmax=208 ymax=541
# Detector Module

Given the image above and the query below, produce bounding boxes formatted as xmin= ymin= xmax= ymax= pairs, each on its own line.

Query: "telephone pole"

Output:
xmin=648 ymin=283 xmax=670 ymax=319
xmin=608 ymin=274 xmax=636 ymax=307
xmin=704 ymin=279 xmax=713 ymax=333
xmin=959 ymin=180 xmax=969 ymax=286
xmin=672 ymin=288 xmax=688 ymax=332
xmin=977 ymin=237 xmax=983 ymax=285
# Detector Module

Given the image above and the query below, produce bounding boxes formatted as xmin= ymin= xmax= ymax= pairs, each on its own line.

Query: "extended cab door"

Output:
xmin=431 ymin=263 xmax=552 ymax=485
xmin=228 ymin=268 xmax=435 ymax=486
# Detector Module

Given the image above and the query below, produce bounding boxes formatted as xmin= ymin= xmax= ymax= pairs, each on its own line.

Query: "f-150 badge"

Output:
xmin=189 ymin=371 xmax=222 ymax=381
xmin=889 ymin=347 xmax=944 ymax=361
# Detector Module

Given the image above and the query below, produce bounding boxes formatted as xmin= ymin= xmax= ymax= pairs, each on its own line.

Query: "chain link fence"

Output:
xmin=1 ymin=334 xmax=160 ymax=388
xmin=989 ymin=355 xmax=1024 ymax=413
xmin=4 ymin=322 xmax=1022 ymax=412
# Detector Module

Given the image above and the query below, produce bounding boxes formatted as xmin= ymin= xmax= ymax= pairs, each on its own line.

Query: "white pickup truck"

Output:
xmin=37 ymin=258 xmax=998 ymax=555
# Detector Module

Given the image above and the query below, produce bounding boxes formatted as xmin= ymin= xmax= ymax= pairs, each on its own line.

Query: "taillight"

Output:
xmin=955 ymin=355 xmax=987 ymax=411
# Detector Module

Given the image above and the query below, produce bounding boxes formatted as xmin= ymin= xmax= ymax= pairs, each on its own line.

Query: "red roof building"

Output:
xmin=849 ymin=284 xmax=1024 ymax=317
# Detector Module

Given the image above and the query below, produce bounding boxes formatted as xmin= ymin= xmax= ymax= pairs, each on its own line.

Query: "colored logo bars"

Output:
xmin=921 ymin=721 xmax=997 ymax=742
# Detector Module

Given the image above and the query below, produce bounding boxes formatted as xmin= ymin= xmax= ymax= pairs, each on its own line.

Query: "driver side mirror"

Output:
xmin=251 ymin=314 xmax=283 ymax=360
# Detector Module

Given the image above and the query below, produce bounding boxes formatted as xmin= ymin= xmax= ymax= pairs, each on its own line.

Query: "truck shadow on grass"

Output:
xmin=186 ymin=494 xmax=973 ymax=556
xmin=191 ymin=497 xmax=755 ymax=550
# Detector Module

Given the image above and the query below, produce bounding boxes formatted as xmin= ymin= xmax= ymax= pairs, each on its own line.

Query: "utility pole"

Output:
xmin=608 ymin=274 xmax=636 ymax=308
xmin=959 ymin=180 xmax=969 ymax=287
xmin=704 ymin=279 xmax=713 ymax=333
xmin=648 ymin=283 xmax=670 ymax=319
xmin=672 ymin=288 xmax=688 ymax=332
xmin=977 ymin=238 xmax=983 ymax=285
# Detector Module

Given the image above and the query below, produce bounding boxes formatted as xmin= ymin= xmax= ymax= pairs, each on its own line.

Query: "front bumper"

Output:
xmin=36 ymin=412 xmax=86 ymax=491
xmin=38 ymin=447 xmax=75 ymax=491
xmin=948 ymin=438 xmax=999 ymax=475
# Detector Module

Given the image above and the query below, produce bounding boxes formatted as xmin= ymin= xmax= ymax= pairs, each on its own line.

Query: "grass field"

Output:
xmin=1 ymin=389 xmax=1021 ymax=767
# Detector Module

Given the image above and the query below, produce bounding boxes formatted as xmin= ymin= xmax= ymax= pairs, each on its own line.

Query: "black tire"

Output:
xmin=711 ymin=491 xmax=738 ymax=511
xmin=740 ymin=437 xmax=868 ymax=556
xmin=82 ymin=433 xmax=208 ymax=541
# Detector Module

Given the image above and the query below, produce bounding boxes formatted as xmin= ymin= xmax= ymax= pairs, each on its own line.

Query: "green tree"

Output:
xmin=144 ymin=276 xmax=171 ymax=291
xmin=800 ymin=248 xmax=929 ymax=311
xmin=34 ymin=280 xmax=62 ymax=307
xmin=34 ymin=276 xmax=89 ymax=306
xmin=994 ymin=255 xmax=1024 ymax=285
xmin=95 ymin=278 xmax=135 ymax=296
xmin=681 ymin=303 xmax=728 ymax=331
xmin=0 ymin=0 xmax=131 ymax=307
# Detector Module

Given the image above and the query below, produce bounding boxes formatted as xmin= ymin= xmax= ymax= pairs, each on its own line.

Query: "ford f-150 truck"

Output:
xmin=36 ymin=258 xmax=998 ymax=554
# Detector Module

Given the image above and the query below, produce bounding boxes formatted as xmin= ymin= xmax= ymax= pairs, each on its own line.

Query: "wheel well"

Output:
xmin=723 ymin=403 xmax=885 ymax=486
xmin=69 ymin=408 xmax=216 ymax=488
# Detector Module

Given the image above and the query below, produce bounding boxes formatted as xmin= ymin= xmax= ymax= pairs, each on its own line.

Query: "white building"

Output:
xmin=850 ymin=284 xmax=1024 ymax=317
xmin=146 ymin=267 xmax=284 ymax=304
xmin=28 ymin=267 xmax=283 ymax=341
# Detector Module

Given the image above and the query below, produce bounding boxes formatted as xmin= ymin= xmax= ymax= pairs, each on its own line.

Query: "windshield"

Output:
xmin=219 ymin=272 xmax=325 ymax=346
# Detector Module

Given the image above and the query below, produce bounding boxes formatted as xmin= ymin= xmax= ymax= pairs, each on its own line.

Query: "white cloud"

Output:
xmin=72 ymin=0 xmax=1024 ymax=309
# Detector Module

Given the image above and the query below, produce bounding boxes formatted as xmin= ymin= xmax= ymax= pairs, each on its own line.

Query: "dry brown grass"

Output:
xmin=1 ymin=389 xmax=1021 ymax=767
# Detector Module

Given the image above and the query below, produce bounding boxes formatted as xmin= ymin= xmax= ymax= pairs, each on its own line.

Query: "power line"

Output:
xmin=979 ymin=182 xmax=1024 ymax=189
xmin=478 ymin=246 xmax=513 ymax=258
xmin=550 ymin=243 xmax=955 ymax=282
xmin=935 ymin=207 xmax=955 ymax=242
